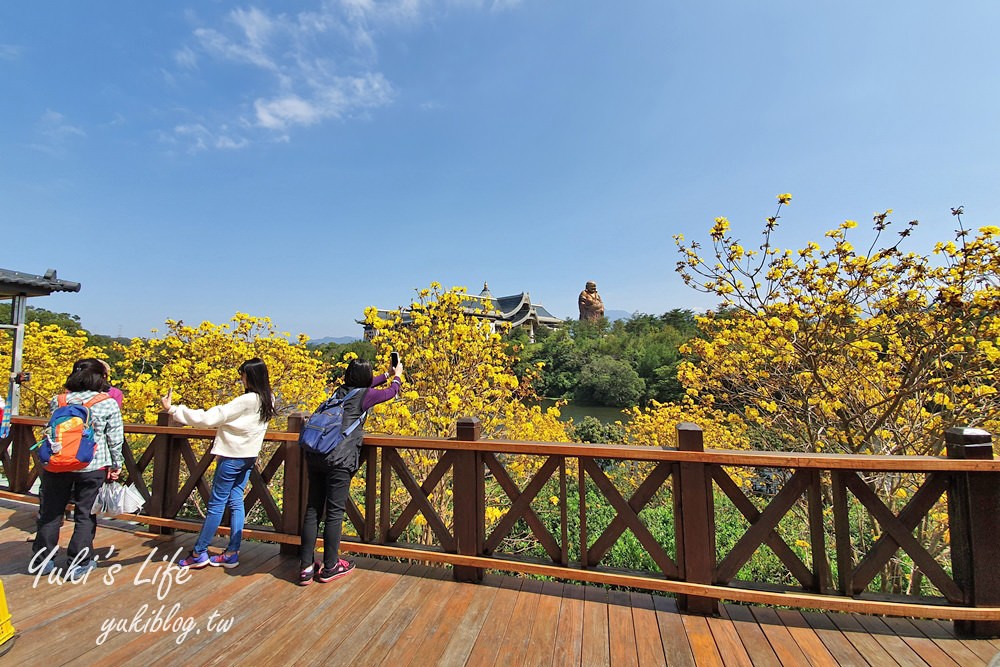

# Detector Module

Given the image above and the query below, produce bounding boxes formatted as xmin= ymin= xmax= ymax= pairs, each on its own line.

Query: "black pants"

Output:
xmin=33 ymin=468 xmax=106 ymax=563
xmin=300 ymin=454 xmax=354 ymax=569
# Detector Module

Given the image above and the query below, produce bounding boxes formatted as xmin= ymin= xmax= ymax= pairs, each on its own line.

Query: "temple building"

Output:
xmin=362 ymin=283 xmax=563 ymax=342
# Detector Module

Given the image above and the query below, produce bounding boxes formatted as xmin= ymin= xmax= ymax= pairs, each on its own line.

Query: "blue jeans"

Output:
xmin=194 ymin=456 xmax=255 ymax=554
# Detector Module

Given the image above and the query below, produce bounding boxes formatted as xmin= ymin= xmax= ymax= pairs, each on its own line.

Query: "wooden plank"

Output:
xmin=307 ymin=562 xmax=427 ymax=666
xmin=905 ymin=618 xmax=987 ymax=666
xmin=772 ymin=610 xmax=843 ymax=667
xmin=495 ymin=578 xmax=544 ymax=666
xmin=800 ymin=611 xmax=881 ymax=667
xmin=365 ymin=564 xmax=459 ymax=666
xmin=925 ymin=619 xmax=997 ymax=664
xmin=722 ymin=604 xmax=781 ymax=667
xmin=351 ymin=565 xmax=438 ymax=666
xmin=551 ymin=583 xmax=586 ymax=667
xmin=878 ymin=615 xmax=960 ymax=667
xmin=651 ymin=595 xmax=696 ymax=667
xmin=7 ymin=535 xmax=200 ymax=664
xmin=581 ymin=585 xmax=611 ymax=667
xmin=704 ymin=614 xmax=752 ymax=667
xmin=435 ymin=574 xmax=504 ymax=667
xmin=200 ymin=559 xmax=394 ymax=665
xmin=64 ymin=542 xmax=288 ymax=665
xmin=69 ymin=543 xmax=283 ymax=665
xmin=608 ymin=589 xmax=639 ymax=667
xmin=630 ymin=592 xmax=667 ymax=667
xmin=748 ymin=606 xmax=811 ymax=665
xmin=520 ymin=580 xmax=563 ymax=667
xmin=850 ymin=613 xmax=930 ymax=667
xmin=464 ymin=575 xmax=523 ymax=667
xmin=406 ymin=576 xmax=483 ymax=666
xmin=824 ymin=613 xmax=900 ymax=667
xmin=679 ymin=614 xmax=723 ymax=667
xmin=9 ymin=532 xmax=187 ymax=630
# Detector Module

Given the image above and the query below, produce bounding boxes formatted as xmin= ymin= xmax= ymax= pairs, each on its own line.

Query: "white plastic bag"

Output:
xmin=120 ymin=483 xmax=146 ymax=514
xmin=92 ymin=482 xmax=146 ymax=516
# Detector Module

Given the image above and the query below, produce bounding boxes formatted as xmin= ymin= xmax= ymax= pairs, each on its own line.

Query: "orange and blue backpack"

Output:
xmin=34 ymin=393 xmax=111 ymax=472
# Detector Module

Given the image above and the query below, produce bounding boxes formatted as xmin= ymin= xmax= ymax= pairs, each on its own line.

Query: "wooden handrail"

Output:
xmin=12 ymin=415 xmax=999 ymax=471
xmin=6 ymin=415 xmax=1000 ymax=633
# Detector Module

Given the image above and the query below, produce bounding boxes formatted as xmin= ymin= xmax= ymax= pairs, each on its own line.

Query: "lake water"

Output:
xmin=537 ymin=400 xmax=631 ymax=425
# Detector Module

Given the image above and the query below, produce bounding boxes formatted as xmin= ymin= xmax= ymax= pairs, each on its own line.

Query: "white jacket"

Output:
xmin=169 ymin=392 xmax=268 ymax=459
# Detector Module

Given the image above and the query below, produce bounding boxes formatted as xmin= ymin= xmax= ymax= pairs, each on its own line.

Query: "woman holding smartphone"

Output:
xmin=299 ymin=355 xmax=403 ymax=584
xmin=161 ymin=358 xmax=276 ymax=569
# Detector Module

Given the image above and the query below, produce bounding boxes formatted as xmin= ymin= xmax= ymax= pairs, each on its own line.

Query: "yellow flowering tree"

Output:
xmin=0 ymin=323 xmax=107 ymax=416
xmin=114 ymin=313 xmax=329 ymax=426
xmin=674 ymin=199 xmax=1000 ymax=456
xmin=674 ymin=197 xmax=1000 ymax=594
xmin=361 ymin=283 xmax=567 ymax=441
xmin=356 ymin=283 xmax=568 ymax=545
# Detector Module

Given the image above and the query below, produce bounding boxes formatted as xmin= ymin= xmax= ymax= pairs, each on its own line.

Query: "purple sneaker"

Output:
xmin=209 ymin=551 xmax=239 ymax=569
xmin=298 ymin=563 xmax=316 ymax=586
xmin=179 ymin=551 xmax=210 ymax=569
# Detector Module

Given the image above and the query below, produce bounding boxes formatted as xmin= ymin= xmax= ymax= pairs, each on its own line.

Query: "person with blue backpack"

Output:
xmin=298 ymin=357 xmax=403 ymax=585
xmin=31 ymin=358 xmax=124 ymax=578
xmin=161 ymin=358 xmax=276 ymax=570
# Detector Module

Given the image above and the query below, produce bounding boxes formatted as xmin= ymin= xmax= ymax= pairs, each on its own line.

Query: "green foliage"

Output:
xmin=571 ymin=416 xmax=626 ymax=444
xmin=510 ymin=310 xmax=700 ymax=408
xmin=0 ymin=304 xmax=82 ymax=331
xmin=575 ymin=356 xmax=645 ymax=407
xmin=0 ymin=305 xmax=128 ymax=365
xmin=311 ymin=339 xmax=375 ymax=381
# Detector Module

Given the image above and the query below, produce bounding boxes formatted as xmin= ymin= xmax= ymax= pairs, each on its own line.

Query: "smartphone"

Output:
xmin=390 ymin=351 xmax=400 ymax=369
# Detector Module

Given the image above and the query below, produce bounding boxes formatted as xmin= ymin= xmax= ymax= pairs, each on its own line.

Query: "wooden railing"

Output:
xmin=3 ymin=414 xmax=999 ymax=637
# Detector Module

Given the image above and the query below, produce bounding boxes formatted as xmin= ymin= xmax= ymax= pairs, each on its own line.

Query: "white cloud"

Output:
xmin=0 ymin=44 xmax=21 ymax=60
xmin=171 ymin=122 xmax=248 ymax=153
xmin=30 ymin=110 xmax=86 ymax=156
xmin=254 ymin=72 xmax=393 ymax=129
xmin=170 ymin=1 xmax=522 ymax=151
xmin=254 ymin=95 xmax=322 ymax=130
xmin=174 ymin=46 xmax=198 ymax=70
xmin=489 ymin=0 xmax=522 ymax=11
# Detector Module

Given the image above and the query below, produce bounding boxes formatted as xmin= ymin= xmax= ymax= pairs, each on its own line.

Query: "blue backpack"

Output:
xmin=299 ymin=388 xmax=368 ymax=455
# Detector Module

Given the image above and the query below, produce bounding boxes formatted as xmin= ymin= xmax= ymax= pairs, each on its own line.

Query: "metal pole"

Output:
xmin=7 ymin=295 xmax=26 ymax=415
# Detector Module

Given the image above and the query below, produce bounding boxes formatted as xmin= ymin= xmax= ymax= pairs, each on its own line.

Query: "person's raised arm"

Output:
xmin=162 ymin=392 xmax=255 ymax=429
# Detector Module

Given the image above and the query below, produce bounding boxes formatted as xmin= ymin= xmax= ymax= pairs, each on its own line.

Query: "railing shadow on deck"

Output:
xmin=2 ymin=412 xmax=999 ymax=637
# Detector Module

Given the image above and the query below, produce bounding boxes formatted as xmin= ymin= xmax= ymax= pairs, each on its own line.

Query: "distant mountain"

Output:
xmin=308 ymin=336 xmax=360 ymax=346
xmin=605 ymin=309 xmax=634 ymax=322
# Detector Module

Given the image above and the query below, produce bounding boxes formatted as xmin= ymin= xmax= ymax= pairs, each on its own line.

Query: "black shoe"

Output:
xmin=316 ymin=559 xmax=355 ymax=583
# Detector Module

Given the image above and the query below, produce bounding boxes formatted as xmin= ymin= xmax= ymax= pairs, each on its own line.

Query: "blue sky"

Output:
xmin=3 ymin=1 xmax=999 ymax=340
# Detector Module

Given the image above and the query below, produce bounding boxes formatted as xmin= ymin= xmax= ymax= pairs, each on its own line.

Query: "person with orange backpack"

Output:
xmin=31 ymin=358 xmax=124 ymax=578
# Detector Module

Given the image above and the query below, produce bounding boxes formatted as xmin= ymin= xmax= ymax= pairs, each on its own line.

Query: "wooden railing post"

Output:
xmin=280 ymin=412 xmax=307 ymax=556
xmin=453 ymin=417 xmax=484 ymax=583
xmin=675 ymin=422 xmax=718 ymax=614
xmin=7 ymin=422 xmax=35 ymax=494
xmin=149 ymin=411 xmax=181 ymax=535
xmin=946 ymin=426 xmax=1000 ymax=638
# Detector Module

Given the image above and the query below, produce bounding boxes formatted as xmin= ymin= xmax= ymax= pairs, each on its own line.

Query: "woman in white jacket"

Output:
xmin=161 ymin=358 xmax=276 ymax=569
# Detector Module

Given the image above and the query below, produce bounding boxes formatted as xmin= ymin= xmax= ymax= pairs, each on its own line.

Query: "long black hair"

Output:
xmin=238 ymin=358 xmax=276 ymax=423
xmin=343 ymin=359 xmax=373 ymax=389
xmin=65 ymin=358 xmax=109 ymax=392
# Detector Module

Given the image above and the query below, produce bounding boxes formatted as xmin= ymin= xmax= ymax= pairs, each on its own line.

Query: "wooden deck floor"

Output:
xmin=1 ymin=498 xmax=997 ymax=666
